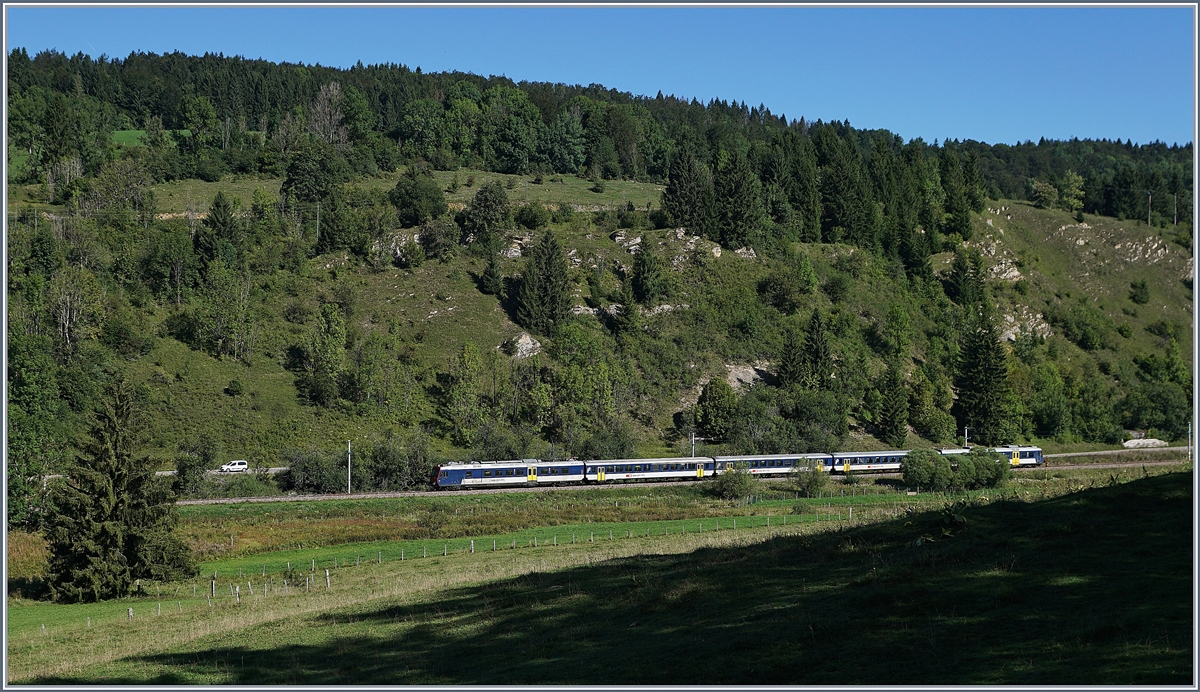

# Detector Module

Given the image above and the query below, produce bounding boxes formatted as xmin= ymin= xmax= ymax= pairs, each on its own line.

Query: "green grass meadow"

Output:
xmin=8 ymin=467 xmax=1192 ymax=684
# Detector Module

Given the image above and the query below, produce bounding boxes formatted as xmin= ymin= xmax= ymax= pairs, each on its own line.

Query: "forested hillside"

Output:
xmin=6 ymin=48 xmax=1193 ymax=527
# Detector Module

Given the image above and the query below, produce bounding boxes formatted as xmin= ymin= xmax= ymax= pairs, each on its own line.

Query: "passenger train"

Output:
xmin=432 ymin=445 xmax=1044 ymax=489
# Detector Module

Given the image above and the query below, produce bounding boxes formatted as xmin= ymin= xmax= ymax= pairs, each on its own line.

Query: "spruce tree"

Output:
xmin=945 ymin=247 xmax=985 ymax=306
xmin=940 ymin=149 xmax=973 ymax=240
xmin=45 ymin=379 xmax=196 ymax=602
xmin=631 ymin=246 xmax=667 ymax=305
xmin=713 ymin=148 xmax=764 ymax=249
xmin=802 ymin=309 xmax=834 ymax=390
xmin=661 ymin=149 xmax=715 ymax=237
xmin=480 ymin=252 xmax=503 ymax=296
xmin=195 ymin=191 xmax=238 ymax=272
xmin=953 ymin=305 xmax=1011 ymax=445
xmin=878 ymin=363 xmax=909 ymax=448
xmin=611 ymin=280 xmax=641 ymax=337
xmin=777 ymin=323 xmax=805 ymax=387
xmin=516 ymin=230 xmax=571 ymax=335
xmin=962 ymin=149 xmax=986 ymax=213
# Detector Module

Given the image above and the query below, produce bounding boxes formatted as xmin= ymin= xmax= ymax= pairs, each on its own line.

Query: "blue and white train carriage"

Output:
xmin=433 ymin=459 xmax=586 ymax=488
xmin=712 ymin=453 xmax=833 ymax=476
xmin=831 ymin=450 xmax=909 ymax=474
xmin=990 ymin=445 xmax=1046 ymax=467
xmin=432 ymin=445 xmax=1044 ymax=489
xmin=584 ymin=457 xmax=710 ymax=483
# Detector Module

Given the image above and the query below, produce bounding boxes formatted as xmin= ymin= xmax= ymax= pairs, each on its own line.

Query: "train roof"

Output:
xmin=713 ymin=453 xmax=829 ymax=461
xmin=989 ymin=445 xmax=1043 ymax=451
xmin=589 ymin=457 xmax=708 ymax=464
xmin=831 ymin=450 xmax=909 ymax=458
xmin=440 ymin=459 xmax=541 ymax=467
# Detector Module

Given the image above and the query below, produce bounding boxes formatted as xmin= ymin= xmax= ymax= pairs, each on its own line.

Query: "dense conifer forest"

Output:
xmin=6 ymin=48 xmax=1194 ymax=528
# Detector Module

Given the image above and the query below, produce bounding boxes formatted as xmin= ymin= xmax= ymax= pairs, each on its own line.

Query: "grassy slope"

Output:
xmin=6 ymin=166 xmax=1193 ymax=464
xmin=13 ymin=469 xmax=1192 ymax=684
xmin=134 ymin=190 xmax=1189 ymax=465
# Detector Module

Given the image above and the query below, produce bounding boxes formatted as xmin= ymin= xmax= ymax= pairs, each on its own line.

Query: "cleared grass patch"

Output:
xmin=11 ymin=470 xmax=1191 ymax=684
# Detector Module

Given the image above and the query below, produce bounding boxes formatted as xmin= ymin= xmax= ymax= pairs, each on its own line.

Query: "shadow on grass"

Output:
xmin=38 ymin=473 xmax=1193 ymax=685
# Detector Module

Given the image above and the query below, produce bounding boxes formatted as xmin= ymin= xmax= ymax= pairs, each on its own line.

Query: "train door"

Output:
xmin=527 ymin=466 xmax=538 ymax=483
xmin=1009 ymin=450 xmax=1020 ymax=467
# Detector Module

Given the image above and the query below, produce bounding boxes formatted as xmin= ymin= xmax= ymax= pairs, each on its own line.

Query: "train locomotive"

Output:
xmin=432 ymin=445 xmax=1044 ymax=489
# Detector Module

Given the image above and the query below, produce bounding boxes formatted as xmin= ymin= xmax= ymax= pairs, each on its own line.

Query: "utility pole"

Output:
xmin=347 ymin=440 xmax=351 ymax=494
xmin=964 ymin=427 xmax=969 ymax=449
xmin=316 ymin=201 xmax=321 ymax=247
xmin=1174 ymin=193 xmax=1177 ymax=226
xmin=1147 ymin=190 xmax=1153 ymax=226
xmin=691 ymin=432 xmax=709 ymax=457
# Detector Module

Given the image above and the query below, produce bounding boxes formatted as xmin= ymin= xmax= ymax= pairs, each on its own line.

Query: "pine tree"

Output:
xmin=900 ymin=228 xmax=932 ymax=281
xmin=953 ymin=305 xmax=1011 ymax=445
xmin=195 ymin=191 xmax=238 ymax=272
xmin=611 ymin=280 xmax=641 ymax=336
xmin=945 ymin=247 xmax=985 ymax=306
xmin=713 ymin=148 xmax=764 ymax=249
xmin=962 ymin=149 xmax=986 ymax=212
xmin=802 ymin=309 xmax=834 ymax=390
xmin=631 ymin=246 xmax=667 ymax=305
xmin=516 ymin=230 xmax=571 ymax=335
xmin=878 ymin=363 xmax=909 ymax=447
xmin=778 ymin=323 xmax=805 ymax=387
xmin=480 ymin=252 xmax=503 ymax=296
xmin=940 ymin=149 xmax=973 ymax=240
xmin=661 ymin=149 xmax=715 ymax=238
xmin=695 ymin=377 xmax=737 ymax=440
xmin=45 ymin=378 xmax=196 ymax=602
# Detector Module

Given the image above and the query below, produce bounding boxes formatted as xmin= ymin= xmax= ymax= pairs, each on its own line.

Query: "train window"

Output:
xmin=439 ymin=471 xmax=447 ymax=478
xmin=484 ymin=470 xmax=492 ymax=477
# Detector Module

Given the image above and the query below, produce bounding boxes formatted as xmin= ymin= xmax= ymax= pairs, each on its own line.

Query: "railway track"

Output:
xmin=176 ymin=450 xmax=1191 ymax=506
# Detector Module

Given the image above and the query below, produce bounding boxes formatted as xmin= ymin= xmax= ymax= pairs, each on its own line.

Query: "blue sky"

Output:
xmin=5 ymin=5 xmax=1195 ymax=146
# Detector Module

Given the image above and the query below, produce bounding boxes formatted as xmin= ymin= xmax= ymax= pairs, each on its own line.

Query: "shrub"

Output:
xmin=1129 ymin=280 xmax=1150 ymax=304
xmin=515 ymin=202 xmax=551 ymax=230
xmin=389 ymin=174 xmax=448 ymax=228
xmin=793 ymin=465 xmax=829 ymax=498
xmin=279 ymin=448 xmax=345 ymax=494
xmin=930 ymin=455 xmax=954 ymax=491
xmin=901 ymin=448 xmax=936 ymax=488
xmin=709 ymin=462 xmax=755 ymax=501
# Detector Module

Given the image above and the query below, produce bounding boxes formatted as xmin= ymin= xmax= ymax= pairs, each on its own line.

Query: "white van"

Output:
xmin=219 ymin=460 xmax=249 ymax=473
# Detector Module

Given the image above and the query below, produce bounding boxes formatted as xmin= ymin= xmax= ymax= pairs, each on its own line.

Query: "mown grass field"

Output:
xmin=8 ymin=468 xmax=1192 ymax=684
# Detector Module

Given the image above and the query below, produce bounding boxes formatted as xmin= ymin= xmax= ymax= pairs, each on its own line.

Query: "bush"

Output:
xmin=822 ymin=272 xmax=851 ymax=303
xmin=901 ymin=448 xmax=936 ymax=488
xmin=515 ymin=202 xmax=551 ymax=230
xmin=1129 ymin=280 xmax=1150 ymax=304
xmin=793 ymin=465 xmax=830 ymax=498
xmin=389 ymin=174 xmax=448 ymax=228
xmin=709 ymin=462 xmax=755 ymax=501
xmin=419 ymin=215 xmax=460 ymax=262
xmin=930 ymin=455 xmax=954 ymax=491
xmin=279 ymin=448 xmax=345 ymax=494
